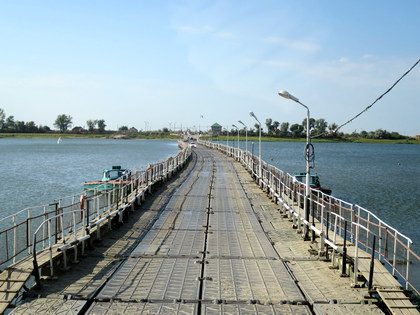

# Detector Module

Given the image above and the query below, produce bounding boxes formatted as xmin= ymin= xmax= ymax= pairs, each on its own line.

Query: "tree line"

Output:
xmin=0 ymin=109 xmax=107 ymax=134
xmin=227 ymin=117 xmax=408 ymax=140
xmin=0 ymin=108 xmax=409 ymax=140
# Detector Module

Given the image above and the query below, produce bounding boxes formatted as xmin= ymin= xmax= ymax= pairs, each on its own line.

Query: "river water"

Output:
xmin=0 ymin=138 xmax=180 ymax=215
xmin=1 ymin=138 xmax=419 ymax=254
xmin=229 ymin=140 xmax=420 ymax=255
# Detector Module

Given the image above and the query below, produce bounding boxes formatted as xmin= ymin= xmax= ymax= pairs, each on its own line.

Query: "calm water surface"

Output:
xmin=0 ymin=138 xmax=180 ymax=215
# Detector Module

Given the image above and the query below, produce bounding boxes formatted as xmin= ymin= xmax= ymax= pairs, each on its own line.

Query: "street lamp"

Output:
xmin=278 ymin=90 xmax=311 ymax=239
xmin=249 ymin=112 xmax=262 ymax=179
xmin=232 ymin=124 xmax=239 ymax=160
xmin=223 ymin=127 xmax=229 ymax=148
xmin=238 ymin=120 xmax=248 ymax=164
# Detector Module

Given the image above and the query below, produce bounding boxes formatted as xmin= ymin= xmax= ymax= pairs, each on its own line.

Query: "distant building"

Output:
xmin=413 ymin=134 xmax=420 ymax=140
xmin=71 ymin=126 xmax=84 ymax=133
xmin=128 ymin=127 xmax=138 ymax=133
xmin=211 ymin=123 xmax=222 ymax=135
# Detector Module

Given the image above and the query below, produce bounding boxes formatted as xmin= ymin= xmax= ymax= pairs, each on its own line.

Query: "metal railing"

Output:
xmin=200 ymin=139 xmax=419 ymax=295
xmin=0 ymin=143 xmax=191 ymax=271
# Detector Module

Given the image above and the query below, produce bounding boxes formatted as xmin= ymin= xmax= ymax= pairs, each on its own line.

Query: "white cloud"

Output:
xmin=174 ymin=25 xmax=213 ymax=35
xmin=214 ymin=31 xmax=235 ymax=39
xmin=174 ymin=25 xmax=235 ymax=39
xmin=264 ymin=36 xmax=320 ymax=53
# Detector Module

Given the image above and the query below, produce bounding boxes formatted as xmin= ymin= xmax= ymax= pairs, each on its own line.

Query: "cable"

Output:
xmin=314 ymin=58 xmax=420 ymax=138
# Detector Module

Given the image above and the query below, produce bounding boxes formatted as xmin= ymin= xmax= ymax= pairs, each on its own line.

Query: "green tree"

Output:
xmin=328 ymin=123 xmax=338 ymax=137
xmin=302 ymin=118 xmax=315 ymax=134
xmin=25 ymin=121 xmax=38 ymax=133
xmin=314 ymin=118 xmax=328 ymax=136
xmin=119 ymin=126 xmax=128 ymax=131
xmin=86 ymin=120 xmax=96 ymax=132
xmin=374 ymin=129 xmax=390 ymax=139
xmin=290 ymin=123 xmax=303 ymax=137
xmin=265 ymin=118 xmax=273 ymax=134
xmin=279 ymin=122 xmax=289 ymax=137
xmin=39 ymin=125 xmax=51 ymax=133
xmin=54 ymin=114 xmax=73 ymax=132
xmin=390 ymin=131 xmax=405 ymax=139
xmin=97 ymin=119 xmax=106 ymax=133
xmin=272 ymin=121 xmax=280 ymax=135
xmin=0 ymin=108 xmax=5 ymax=130
xmin=6 ymin=116 xmax=15 ymax=131
xmin=359 ymin=130 xmax=368 ymax=138
xmin=14 ymin=121 xmax=25 ymax=132
xmin=254 ymin=123 xmax=262 ymax=135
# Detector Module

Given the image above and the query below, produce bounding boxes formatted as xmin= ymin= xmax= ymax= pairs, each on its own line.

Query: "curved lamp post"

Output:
xmin=232 ymin=124 xmax=240 ymax=160
xmin=238 ymin=120 xmax=248 ymax=165
xmin=278 ymin=90 xmax=311 ymax=240
xmin=249 ymin=112 xmax=262 ymax=179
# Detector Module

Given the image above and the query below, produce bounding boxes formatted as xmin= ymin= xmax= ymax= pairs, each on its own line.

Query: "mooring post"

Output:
xmin=368 ymin=235 xmax=376 ymax=291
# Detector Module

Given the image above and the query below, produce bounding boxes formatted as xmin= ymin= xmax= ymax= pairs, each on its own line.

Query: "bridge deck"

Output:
xmin=8 ymin=147 xmax=405 ymax=314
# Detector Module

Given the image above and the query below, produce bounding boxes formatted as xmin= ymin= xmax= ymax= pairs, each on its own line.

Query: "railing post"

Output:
xmin=72 ymin=212 xmax=79 ymax=263
xmin=392 ymin=230 xmax=397 ymax=276
xmin=368 ymin=235 xmax=376 ymax=291
xmin=350 ymin=204 xmax=355 ymax=243
xmin=86 ymin=198 xmax=90 ymax=227
xmin=341 ymin=221 xmax=348 ymax=277
xmin=12 ymin=215 xmax=17 ymax=264
xmin=55 ymin=201 xmax=60 ymax=244
xmin=405 ymin=241 xmax=411 ymax=290
xmin=48 ymin=220 xmax=54 ymax=278
xmin=60 ymin=215 xmax=65 ymax=242
xmin=27 ymin=208 xmax=32 ymax=255
xmin=325 ymin=211 xmax=330 ymax=260
xmin=42 ymin=206 xmax=47 ymax=249
xmin=354 ymin=223 xmax=359 ymax=285
xmin=296 ymin=192 xmax=301 ymax=233
xmin=331 ymin=214 xmax=338 ymax=266
xmin=311 ymin=198 xmax=315 ymax=242
xmin=96 ymin=194 xmax=101 ymax=220
xmin=378 ymin=222 xmax=383 ymax=263
xmin=33 ymin=233 xmax=41 ymax=289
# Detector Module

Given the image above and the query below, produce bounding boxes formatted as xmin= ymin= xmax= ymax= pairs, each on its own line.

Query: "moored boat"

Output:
xmin=84 ymin=166 xmax=131 ymax=191
xmin=292 ymin=172 xmax=332 ymax=195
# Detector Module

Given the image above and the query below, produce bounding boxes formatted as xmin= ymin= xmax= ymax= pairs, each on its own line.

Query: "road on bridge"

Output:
xmin=12 ymin=146 xmax=385 ymax=314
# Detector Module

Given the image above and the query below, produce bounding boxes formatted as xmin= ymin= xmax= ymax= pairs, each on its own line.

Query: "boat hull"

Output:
xmin=83 ymin=180 xmax=129 ymax=192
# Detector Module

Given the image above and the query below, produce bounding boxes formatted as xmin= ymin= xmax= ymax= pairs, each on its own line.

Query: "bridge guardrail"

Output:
xmin=0 ymin=143 xmax=191 ymax=271
xmin=200 ymin=139 xmax=419 ymax=295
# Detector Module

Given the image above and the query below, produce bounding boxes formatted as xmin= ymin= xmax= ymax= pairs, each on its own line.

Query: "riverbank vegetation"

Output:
xmin=0 ymin=108 xmax=418 ymax=144
xmin=1 ymin=132 xmax=418 ymax=144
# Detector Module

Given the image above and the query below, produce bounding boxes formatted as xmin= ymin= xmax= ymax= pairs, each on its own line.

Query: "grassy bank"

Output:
xmin=0 ymin=133 xmax=179 ymax=140
xmin=205 ymin=135 xmax=420 ymax=144
xmin=1 ymin=133 xmax=418 ymax=144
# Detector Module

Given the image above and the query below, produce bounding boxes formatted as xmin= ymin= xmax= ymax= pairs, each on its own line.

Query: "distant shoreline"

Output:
xmin=1 ymin=133 xmax=418 ymax=144
xmin=0 ymin=133 xmax=179 ymax=140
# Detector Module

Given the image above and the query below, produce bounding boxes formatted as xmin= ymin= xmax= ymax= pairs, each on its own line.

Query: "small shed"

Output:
xmin=211 ymin=123 xmax=222 ymax=135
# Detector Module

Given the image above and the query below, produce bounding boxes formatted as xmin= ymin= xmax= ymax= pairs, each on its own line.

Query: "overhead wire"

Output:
xmin=313 ymin=58 xmax=420 ymax=138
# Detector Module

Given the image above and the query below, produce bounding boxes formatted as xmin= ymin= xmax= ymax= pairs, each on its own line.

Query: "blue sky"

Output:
xmin=1 ymin=0 xmax=419 ymax=135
